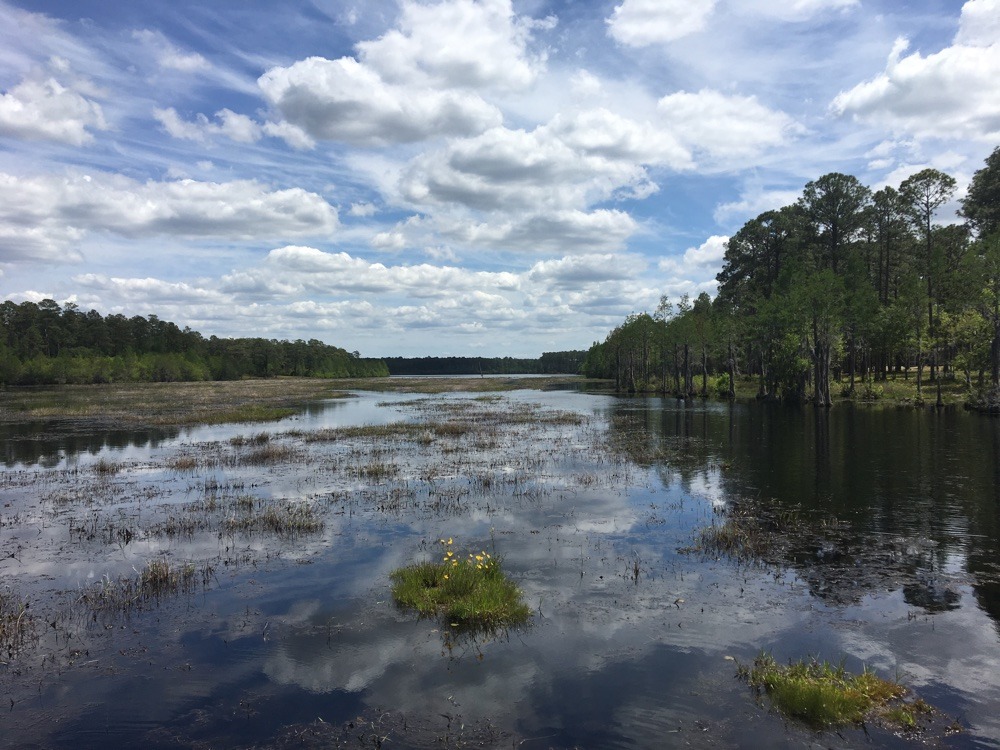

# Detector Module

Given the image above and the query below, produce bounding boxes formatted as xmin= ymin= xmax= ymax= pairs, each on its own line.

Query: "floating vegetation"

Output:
xmin=738 ymin=653 xmax=939 ymax=731
xmin=390 ymin=538 xmax=531 ymax=632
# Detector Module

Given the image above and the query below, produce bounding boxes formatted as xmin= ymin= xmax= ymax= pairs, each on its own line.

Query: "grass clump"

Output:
xmin=81 ymin=559 xmax=211 ymax=613
xmin=390 ymin=538 xmax=531 ymax=632
xmin=738 ymin=653 xmax=932 ymax=731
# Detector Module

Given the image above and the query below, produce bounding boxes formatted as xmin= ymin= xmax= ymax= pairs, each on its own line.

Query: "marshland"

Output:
xmin=1 ymin=376 xmax=999 ymax=748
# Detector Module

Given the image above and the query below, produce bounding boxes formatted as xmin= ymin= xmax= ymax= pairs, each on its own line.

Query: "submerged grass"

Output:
xmin=390 ymin=539 xmax=531 ymax=631
xmin=739 ymin=653 xmax=935 ymax=731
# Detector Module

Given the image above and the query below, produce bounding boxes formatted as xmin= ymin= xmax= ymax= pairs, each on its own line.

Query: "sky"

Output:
xmin=0 ymin=0 xmax=998 ymax=358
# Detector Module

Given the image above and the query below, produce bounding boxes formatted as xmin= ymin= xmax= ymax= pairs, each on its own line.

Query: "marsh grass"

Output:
xmin=738 ymin=653 xmax=932 ymax=730
xmin=0 ymin=378 xmax=340 ymax=427
xmin=238 ymin=443 xmax=299 ymax=465
xmin=0 ymin=589 xmax=35 ymax=660
xmin=94 ymin=458 xmax=121 ymax=475
xmin=223 ymin=500 xmax=323 ymax=536
xmin=81 ymin=559 xmax=212 ymax=612
xmin=390 ymin=540 xmax=531 ymax=631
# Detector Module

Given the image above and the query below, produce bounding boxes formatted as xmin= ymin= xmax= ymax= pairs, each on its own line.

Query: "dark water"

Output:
xmin=1 ymin=391 xmax=999 ymax=748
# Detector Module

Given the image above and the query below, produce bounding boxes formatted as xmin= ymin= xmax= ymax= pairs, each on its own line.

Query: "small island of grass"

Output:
xmin=390 ymin=539 xmax=531 ymax=632
xmin=739 ymin=653 xmax=938 ymax=732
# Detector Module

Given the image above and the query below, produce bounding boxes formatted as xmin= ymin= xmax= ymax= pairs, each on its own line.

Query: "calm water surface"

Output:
xmin=1 ymin=389 xmax=998 ymax=748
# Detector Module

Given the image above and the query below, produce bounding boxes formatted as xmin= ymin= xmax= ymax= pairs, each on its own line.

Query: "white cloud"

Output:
xmin=261 ymin=119 xmax=315 ymax=150
xmin=607 ymin=0 xmax=717 ymax=46
xmin=132 ymin=29 xmax=209 ymax=72
xmin=740 ymin=0 xmax=859 ymax=22
xmin=683 ymin=235 xmax=728 ymax=266
xmin=399 ymin=111 xmax=687 ymax=216
xmin=528 ymin=254 xmax=644 ymax=286
xmin=0 ymin=172 xmax=338 ymax=263
xmin=348 ymin=202 xmax=377 ymax=218
xmin=357 ymin=0 xmax=551 ymax=91
xmin=220 ymin=245 xmax=524 ymax=301
xmin=0 ymin=73 xmax=107 ymax=145
xmin=657 ymin=235 xmax=728 ymax=281
xmin=657 ymin=89 xmax=803 ymax=162
xmin=831 ymin=3 xmax=1000 ymax=142
xmin=713 ymin=186 xmax=803 ymax=225
xmin=258 ymin=56 xmax=502 ymax=146
xmin=154 ymin=107 xmax=264 ymax=144
xmin=255 ymin=0 xmax=555 ymax=147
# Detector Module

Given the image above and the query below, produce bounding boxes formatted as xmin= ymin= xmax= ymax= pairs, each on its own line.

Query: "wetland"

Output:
xmin=1 ymin=377 xmax=999 ymax=748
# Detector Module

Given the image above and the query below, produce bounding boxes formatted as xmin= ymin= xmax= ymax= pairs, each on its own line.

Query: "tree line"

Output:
xmin=384 ymin=351 xmax=586 ymax=376
xmin=583 ymin=146 xmax=1000 ymax=407
xmin=0 ymin=300 xmax=388 ymax=385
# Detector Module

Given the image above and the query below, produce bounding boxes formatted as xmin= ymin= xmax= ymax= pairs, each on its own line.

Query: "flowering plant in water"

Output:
xmin=389 ymin=537 xmax=530 ymax=631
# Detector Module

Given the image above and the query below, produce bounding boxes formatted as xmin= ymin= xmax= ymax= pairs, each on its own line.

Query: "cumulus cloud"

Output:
xmin=528 ymin=254 xmax=644 ymax=286
xmin=257 ymin=0 xmax=551 ymax=147
xmin=224 ymin=245 xmax=521 ymax=299
xmin=0 ymin=172 xmax=338 ymax=262
xmin=0 ymin=73 xmax=107 ymax=145
xmin=657 ymin=235 xmax=728 ymax=282
xmin=657 ymin=89 xmax=803 ymax=161
xmin=607 ymin=0 xmax=717 ymax=46
xmin=399 ymin=108 xmax=691 ymax=216
xmin=831 ymin=1 xmax=1000 ymax=142
xmin=258 ymin=56 xmax=501 ymax=146
xmin=154 ymin=107 xmax=262 ymax=143
xmin=357 ymin=0 xmax=552 ymax=90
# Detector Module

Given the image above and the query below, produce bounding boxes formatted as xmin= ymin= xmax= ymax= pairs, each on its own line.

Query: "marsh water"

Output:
xmin=2 ymin=387 xmax=1000 ymax=748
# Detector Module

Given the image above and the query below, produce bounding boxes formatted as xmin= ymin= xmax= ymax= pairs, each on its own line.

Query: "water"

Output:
xmin=1 ymin=389 xmax=998 ymax=748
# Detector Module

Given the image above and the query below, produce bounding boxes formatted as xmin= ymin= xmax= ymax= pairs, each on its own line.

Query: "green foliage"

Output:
xmin=713 ymin=373 xmax=732 ymax=397
xmin=390 ymin=539 xmax=531 ymax=632
xmin=589 ymin=147 xmax=1000 ymax=402
xmin=0 ymin=300 xmax=388 ymax=385
xmin=739 ymin=653 xmax=923 ymax=730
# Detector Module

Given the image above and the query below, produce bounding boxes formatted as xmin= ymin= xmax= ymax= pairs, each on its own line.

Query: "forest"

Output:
xmin=583 ymin=146 xmax=1000 ymax=409
xmin=383 ymin=350 xmax=586 ymax=376
xmin=0 ymin=300 xmax=388 ymax=385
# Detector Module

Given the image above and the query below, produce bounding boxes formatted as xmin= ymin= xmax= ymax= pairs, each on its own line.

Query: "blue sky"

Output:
xmin=0 ymin=0 xmax=997 ymax=357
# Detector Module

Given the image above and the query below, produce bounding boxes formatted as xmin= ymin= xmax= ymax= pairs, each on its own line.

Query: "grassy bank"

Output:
xmin=0 ymin=377 xmax=349 ymax=426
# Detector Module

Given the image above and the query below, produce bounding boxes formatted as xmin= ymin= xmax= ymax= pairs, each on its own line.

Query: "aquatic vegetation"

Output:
xmin=390 ymin=538 xmax=531 ymax=631
xmin=94 ymin=458 xmax=122 ymax=475
xmin=738 ymin=653 xmax=934 ymax=731
xmin=80 ymin=559 xmax=212 ymax=613
xmin=0 ymin=589 xmax=35 ymax=660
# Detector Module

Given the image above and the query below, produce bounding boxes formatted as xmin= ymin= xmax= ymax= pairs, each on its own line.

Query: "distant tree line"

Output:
xmin=583 ymin=145 xmax=1000 ymax=407
xmin=0 ymin=300 xmax=388 ymax=385
xmin=384 ymin=350 xmax=586 ymax=376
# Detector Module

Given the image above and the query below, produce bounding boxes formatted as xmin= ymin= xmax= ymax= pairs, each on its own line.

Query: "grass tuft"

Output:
xmin=390 ymin=539 xmax=531 ymax=632
xmin=738 ymin=652 xmax=933 ymax=730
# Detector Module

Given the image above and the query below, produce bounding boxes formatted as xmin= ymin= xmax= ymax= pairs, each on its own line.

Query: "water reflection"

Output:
xmin=2 ymin=390 xmax=999 ymax=748
xmin=0 ymin=422 xmax=180 ymax=467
